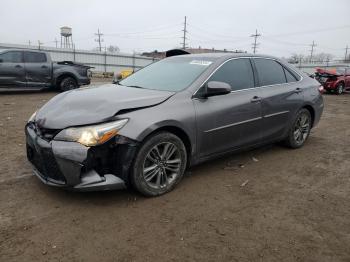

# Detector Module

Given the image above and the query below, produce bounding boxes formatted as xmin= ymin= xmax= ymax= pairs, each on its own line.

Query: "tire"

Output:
xmin=131 ymin=132 xmax=187 ymax=197
xmin=336 ymin=83 xmax=344 ymax=95
xmin=60 ymin=76 xmax=78 ymax=92
xmin=284 ymin=108 xmax=312 ymax=149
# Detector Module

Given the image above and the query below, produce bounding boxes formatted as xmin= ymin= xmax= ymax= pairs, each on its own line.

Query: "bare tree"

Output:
xmin=304 ymin=53 xmax=334 ymax=63
xmin=287 ymin=53 xmax=305 ymax=64
xmin=107 ymin=45 xmax=120 ymax=53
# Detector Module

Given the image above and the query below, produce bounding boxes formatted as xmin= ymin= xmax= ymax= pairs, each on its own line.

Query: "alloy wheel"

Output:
xmin=64 ymin=79 xmax=76 ymax=90
xmin=143 ymin=142 xmax=181 ymax=189
xmin=293 ymin=113 xmax=310 ymax=145
xmin=337 ymin=84 xmax=344 ymax=95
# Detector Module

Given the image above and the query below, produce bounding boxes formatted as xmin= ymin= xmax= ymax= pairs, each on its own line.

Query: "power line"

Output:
xmin=262 ymin=36 xmax=308 ymax=47
xmin=105 ymin=23 xmax=182 ymax=37
xmin=187 ymin=32 xmax=251 ymax=45
xmin=181 ymin=16 xmax=188 ymax=49
xmin=309 ymin=40 xmax=317 ymax=62
xmin=95 ymin=28 xmax=104 ymax=52
xmin=266 ymin=24 xmax=350 ymax=38
xmin=104 ymin=34 xmax=180 ymax=40
xmin=188 ymin=23 xmax=248 ymax=40
xmin=250 ymin=29 xmax=261 ymax=54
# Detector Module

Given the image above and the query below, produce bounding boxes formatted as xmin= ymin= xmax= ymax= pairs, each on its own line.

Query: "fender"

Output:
xmin=137 ymin=119 xmax=194 ymax=146
xmin=53 ymin=71 xmax=78 ymax=86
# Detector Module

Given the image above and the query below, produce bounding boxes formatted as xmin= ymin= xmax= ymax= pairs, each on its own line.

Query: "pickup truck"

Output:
xmin=0 ymin=49 xmax=91 ymax=91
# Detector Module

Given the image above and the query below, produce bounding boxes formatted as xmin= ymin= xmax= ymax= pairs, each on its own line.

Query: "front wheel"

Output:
xmin=336 ymin=83 xmax=344 ymax=95
xmin=131 ymin=132 xmax=187 ymax=197
xmin=285 ymin=109 xmax=312 ymax=149
xmin=60 ymin=77 xmax=78 ymax=92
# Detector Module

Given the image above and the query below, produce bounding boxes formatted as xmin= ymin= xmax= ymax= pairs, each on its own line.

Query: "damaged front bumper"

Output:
xmin=25 ymin=123 xmax=138 ymax=191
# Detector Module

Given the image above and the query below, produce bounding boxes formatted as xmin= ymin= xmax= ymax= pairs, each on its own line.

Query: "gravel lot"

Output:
xmin=0 ymin=87 xmax=349 ymax=262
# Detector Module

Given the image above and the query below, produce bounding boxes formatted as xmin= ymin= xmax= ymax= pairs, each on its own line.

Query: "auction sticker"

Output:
xmin=190 ymin=60 xmax=212 ymax=66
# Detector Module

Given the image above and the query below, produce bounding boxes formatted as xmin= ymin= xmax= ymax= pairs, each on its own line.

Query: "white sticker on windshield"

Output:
xmin=190 ymin=60 xmax=212 ymax=66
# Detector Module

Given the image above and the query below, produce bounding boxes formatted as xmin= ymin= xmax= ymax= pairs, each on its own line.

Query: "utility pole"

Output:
xmin=309 ymin=41 xmax=316 ymax=63
xmin=38 ymin=40 xmax=43 ymax=50
xmin=28 ymin=40 xmax=31 ymax=46
xmin=298 ymin=55 xmax=303 ymax=69
xmin=73 ymin=44 xmax=76 ymax=62
xmin=95 ymin=28 xmax=104 ymax=52
xmin=345 ymin=45 xmax=349 ymax=62
xmin=326 ymin=55 xmax=330 ymax=67
xmin=54 ymin=38 xmax=58 ymax=48
xmin=104 ymin=46 xmax=107 ymax=73
xmin=181 ymin=16 xmax=188 ymax=49
xmin=250 ymin=29 xmax=261 ymax=54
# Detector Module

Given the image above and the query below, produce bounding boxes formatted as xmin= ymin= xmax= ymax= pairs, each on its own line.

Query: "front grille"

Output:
xmin=27 ymin=145 xmax=66 ymax=183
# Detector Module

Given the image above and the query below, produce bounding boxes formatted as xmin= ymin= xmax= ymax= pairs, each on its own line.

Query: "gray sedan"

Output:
xmin=25 ymin=53 xmax=324 ymax=196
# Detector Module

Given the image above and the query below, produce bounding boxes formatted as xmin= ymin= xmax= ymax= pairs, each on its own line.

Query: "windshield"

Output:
xmin=336 ymin=68 xmax=349 ymax=75
xmin=119 ymin=56 xmax=215 ymax=92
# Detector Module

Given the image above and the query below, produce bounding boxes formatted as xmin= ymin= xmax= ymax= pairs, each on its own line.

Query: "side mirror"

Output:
xmin=203 ymin=81 xmax=231 ymax=97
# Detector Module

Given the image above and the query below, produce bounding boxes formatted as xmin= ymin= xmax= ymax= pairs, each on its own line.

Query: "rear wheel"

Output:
xmin=131 ymin=132 xmax=187 ymax=197
xmin=60 ymin=76 xmax=78 ymax=92
xmin=336 ymin=83 xmax=344 ymax=95
xmin=285 ymin=109 xmax=311 ymax=149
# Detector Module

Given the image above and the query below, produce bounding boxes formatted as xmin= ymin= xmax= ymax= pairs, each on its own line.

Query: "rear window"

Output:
xmin=24 ymin=52 xmax=47 ymax=63
xmin=284 ymin=68 xmax=298 ymax=82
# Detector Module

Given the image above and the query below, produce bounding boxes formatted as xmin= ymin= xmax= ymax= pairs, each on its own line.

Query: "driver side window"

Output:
xmin=208 ymin=58 xmax=255 ymax=91
xmin=0 ymin=51 xmax=23 ymax=63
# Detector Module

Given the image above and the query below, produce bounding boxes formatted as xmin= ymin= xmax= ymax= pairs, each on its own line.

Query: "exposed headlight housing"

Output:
xmin=54 ymin=119 xmax=128 ymax=147
xmin=28 ymin=111 xmax=37 ymax=123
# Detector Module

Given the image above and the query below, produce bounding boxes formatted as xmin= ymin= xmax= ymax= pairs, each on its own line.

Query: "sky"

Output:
xmin=0 ymin=0 xmax=349 ymax=58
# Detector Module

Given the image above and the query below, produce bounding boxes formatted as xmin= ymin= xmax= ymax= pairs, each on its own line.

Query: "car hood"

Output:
xmin=35 ymin=84 xmax=174 ymax=129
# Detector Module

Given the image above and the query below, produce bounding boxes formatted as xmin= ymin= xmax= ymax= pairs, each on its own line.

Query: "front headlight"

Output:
xmin=54 ymin=119 xmax=128 ymax=147
xmin=28 ymin=111 xmax=37 ymax=123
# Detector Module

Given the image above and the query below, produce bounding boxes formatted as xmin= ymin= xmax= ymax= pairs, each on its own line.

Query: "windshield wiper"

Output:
xmin=127 ymin=85 xmax=144 ymax=89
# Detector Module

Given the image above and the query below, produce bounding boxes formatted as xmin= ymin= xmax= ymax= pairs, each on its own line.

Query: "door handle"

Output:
xmin=250 ymin=96 xmax=262 ymax=103
xmin=15 ymin=64 xmax=22 ymax=68
xmin=295 ymin=88 xmax=302 ymax=93
xmin=41 ymin=65 xmax=48 ymax=69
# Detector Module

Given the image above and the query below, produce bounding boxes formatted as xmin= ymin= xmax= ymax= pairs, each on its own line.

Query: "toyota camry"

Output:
xmin=26 ymin=53 xmax=324 ymax=196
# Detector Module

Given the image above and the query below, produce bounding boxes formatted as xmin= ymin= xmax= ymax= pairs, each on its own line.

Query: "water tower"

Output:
xmin=60 ymin=26 xmax=73 ymax=49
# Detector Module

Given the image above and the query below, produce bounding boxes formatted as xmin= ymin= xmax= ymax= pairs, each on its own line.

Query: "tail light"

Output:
xmin=318 ymin=85 xmax=324 ymax=94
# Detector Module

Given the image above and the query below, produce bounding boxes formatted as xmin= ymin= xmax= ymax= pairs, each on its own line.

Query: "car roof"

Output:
xmin=169 ymin=52 xmax=281 ymax=61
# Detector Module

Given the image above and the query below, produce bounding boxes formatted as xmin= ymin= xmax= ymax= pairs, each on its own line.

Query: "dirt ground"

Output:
xmin=0 ymin=87 xmax=349 ymax=262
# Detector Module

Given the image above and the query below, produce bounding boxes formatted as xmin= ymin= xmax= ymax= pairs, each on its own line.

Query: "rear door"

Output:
xmin=193 ymin=58 xmax=263 ymax=158
xmin=24 ymin=51 xmax=51 ymax=88
xmin=252 ymin=58 xmax=303 ymax=142
xmin=0 ymin=51 xmax=26 ymax=88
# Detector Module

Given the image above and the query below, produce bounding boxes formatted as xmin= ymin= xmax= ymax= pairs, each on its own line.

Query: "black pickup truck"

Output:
xmin=0 ymin=49 xmax=91 ymax=91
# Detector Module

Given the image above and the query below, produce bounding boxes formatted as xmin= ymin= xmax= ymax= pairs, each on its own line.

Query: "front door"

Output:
xmin=0 ymin=51 xmax=26 ymax=88
xmin=193 ymin=58 xmax=263 ymax=158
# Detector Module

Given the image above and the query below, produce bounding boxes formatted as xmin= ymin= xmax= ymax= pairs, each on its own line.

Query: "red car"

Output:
xmin=315 ymin=68 xmax=350 ymax=95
